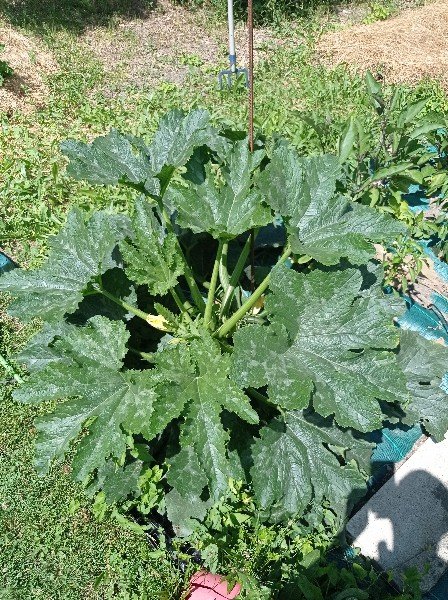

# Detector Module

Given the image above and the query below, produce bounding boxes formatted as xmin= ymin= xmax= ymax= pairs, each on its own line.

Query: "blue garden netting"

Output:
xmin=369 ymin=423 xmax=424 ymax=465
xmin=403 ymin=183 xmax=431 ymax=213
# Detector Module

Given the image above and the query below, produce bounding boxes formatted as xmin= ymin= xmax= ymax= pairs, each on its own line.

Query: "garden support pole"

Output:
xmin=248 ymin=0 xmax=256 ymax=292
xmin=228 ymin=0 xmax=236 ymax=73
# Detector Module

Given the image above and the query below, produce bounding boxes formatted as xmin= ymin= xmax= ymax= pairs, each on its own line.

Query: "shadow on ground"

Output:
xmin=0 ymin=0 xmax=156 ymax=33
xmin=345 ymin=451 xmax=448 ymax=598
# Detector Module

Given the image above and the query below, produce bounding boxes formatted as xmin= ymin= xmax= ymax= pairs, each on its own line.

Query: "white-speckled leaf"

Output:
xmin=167 ymin=140 xmax=271 ymax=239
xmin=399 ymin=329 xmax=448 ymax=441
xmin=167 ymin=446 xmax=208 ymax=498
xmin=149 ymin=109 xmax=223 ymax=174
xmin=120 ymin=197 xmax=184 ymax=295
xmin=258 ymin=144 xmax=405 ymax=265
xmin=174 ymin=334 xmax=258 ymax=501
xmin=87 ymin=459 xmax=144 ymax=504
xmin=165 ymin=489 xmax=209 ymax=537
xmin=13 ymin=317 xmax=170 ymax=478
xmin=0 ymin=209 xmax=130 ymax=322
xmin=251 ymin=410 xmax=366 ymax=522
xmin=61 ymin=129 xmax=159 ymax=195
xmin=233 ymin=266 xmax=407 ymax=431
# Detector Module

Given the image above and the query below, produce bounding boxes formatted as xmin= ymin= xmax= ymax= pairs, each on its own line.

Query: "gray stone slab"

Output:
xmin=347 ymin=436 xmax=448 ymax=592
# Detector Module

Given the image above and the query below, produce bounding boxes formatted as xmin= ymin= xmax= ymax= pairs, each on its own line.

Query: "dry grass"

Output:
xmin=317 ymin=0 xmax=448 ymax=90
xmin=0 ymin=25 xmax=57 ymax=114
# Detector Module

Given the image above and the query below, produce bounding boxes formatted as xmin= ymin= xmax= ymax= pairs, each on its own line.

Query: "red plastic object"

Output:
xmin=186 ymin=571 xmax=241 ymax=599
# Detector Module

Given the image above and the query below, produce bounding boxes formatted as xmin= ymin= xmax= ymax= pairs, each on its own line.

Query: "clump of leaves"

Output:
xmin=363 ymin=1 xmax=396 ymax=24
xmin=335 ymin=71 xmax=448 ymax=278
xmin=0 ymin=44 xmax=14 ymax=86
xmin=150 ymin=480 xmax=423 ymax=599
xmin=337 ymin=72 xmax=445 ymax=207
xmin=381 ymin=237 xmax=426 ymax=293
xmin=2 ymin=109 xmax=448 ymax=534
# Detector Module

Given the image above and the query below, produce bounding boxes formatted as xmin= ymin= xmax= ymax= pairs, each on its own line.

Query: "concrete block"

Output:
xmin=347 ymin=436 xmax=448 ymax=592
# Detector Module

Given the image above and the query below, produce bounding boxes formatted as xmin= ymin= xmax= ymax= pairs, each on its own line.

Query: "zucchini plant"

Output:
xmin=2 ymin=109 xmax=448 ymax=533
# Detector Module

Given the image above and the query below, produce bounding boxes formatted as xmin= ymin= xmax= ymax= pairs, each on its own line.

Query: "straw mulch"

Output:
xmin=317 ymin=1 xmax=448 ymax=90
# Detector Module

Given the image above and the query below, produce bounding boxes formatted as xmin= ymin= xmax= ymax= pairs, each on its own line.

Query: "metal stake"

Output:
xmin=248 ymin=0 xmax=255 ymax=292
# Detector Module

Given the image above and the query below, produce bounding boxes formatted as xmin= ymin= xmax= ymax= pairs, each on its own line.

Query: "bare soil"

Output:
xmin=317 ymin=0 xmax=448 ymax=89
xmin=81 ymin=0 xmax=275 ymax=88
xmin=0 ymin=25 xmax=57 ymax=114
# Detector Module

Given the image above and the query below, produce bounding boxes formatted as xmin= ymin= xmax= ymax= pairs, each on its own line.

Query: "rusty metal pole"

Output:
xmin=248 ymin=0 xmax=255 ymax=292
xmin=248 ymin=0 xmax=254 ymax=153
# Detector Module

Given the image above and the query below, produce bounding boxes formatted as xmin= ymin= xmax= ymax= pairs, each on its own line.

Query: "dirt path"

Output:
xmin=2 ymin=0 xmax=448 ymax=115
xmin=82 ymin=0 xmax=274 ymax=88
xmin=317 ymin=0 xmax=448 ymax=90
xmin=0 ymin=26 xmax=57 ymax=114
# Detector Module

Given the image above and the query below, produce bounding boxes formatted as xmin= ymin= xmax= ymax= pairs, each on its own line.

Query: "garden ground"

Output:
xmin=0 ymin=0 xmax=447 ymax=597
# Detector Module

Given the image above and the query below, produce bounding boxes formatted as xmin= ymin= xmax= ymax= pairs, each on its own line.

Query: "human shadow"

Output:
xmin=346 ymin=443 xmax=448 ymax=597
xmin=0 ymin=0 xmax=156 ymax=34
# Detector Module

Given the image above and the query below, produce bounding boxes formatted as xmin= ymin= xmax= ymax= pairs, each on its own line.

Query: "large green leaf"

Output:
xmin=61 ymin=129 xmax=160 ymax=195
xmin=165 ymin=489 xmax=209 ymax=537
xmin=232 ymin=265 xmax=408 ymax=431
xmin=169 ymin=334 xmax=259 ymax=501
xmin=167 ymin=446 xmax=208 ymax=497
xmin=149 ymin=109 xmax=225 ymax=174
xmin=258 ymin=145 xmax=340 ymax=221
xmin=162 ymin=335 xmax=260 ymax=532
xmin=61 ymin=110 xmax=224 ymax=196
xmin=0 ymin=209 xmax=130 ymax=322
xmin=251 ymin=410 xmax=366 ymax=522
xmin=87 ymin=459 xmax=144 ymax=504
xmin=167 ymin=140 xmax=271 ymax=239
xmin=13 ymin=317 xmax=184 ymax=478
xmin=120 ymin=197 xmax=185 ymax=295
xmin=398 ymin=330 xmax=448 ymax=441
xmin=71 ymin=267 xmax=138 ymax=324
xmin=16 ymin=321 xmax=72 ymax=372
xmin=258 ymin=144 xmax=405 ymax=265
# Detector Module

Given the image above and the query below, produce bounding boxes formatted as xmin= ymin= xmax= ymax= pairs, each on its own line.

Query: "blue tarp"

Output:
xmin=0 ymin=251 xmax=15 ymax=274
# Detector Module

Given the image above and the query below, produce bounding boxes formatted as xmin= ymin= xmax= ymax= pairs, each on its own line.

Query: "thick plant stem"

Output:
xmin=215 ymin=244 xmax=291 ymax=339
xmin=219 ymin=242 xmax=230 ymax=292
xmin=128 ymin=347 xmax=155 ymax=362
xmin=205 ymin=240 xmax=224 ymax=329
xmin=0 ymin=353 xmax=23 ymax=384
xmin=247 ymin=387 xmax=278 ymax=410
xmin=156 ymin=199 xmax=205 ymax=313
xmin=220 ymin=233 xmax=257 ymax=317
xmin=132 ymin=167 xmax=206 ymax=313
xmin=137 ymin=168 xmax=205 ymax=311
xmin=99 ymin=288 xmax=152 ymax=322
xmin=174 ymin=286 xmax=194 ymax=314
xmin=170 ymin=288 xmax=193 ymax=323
xmin=181 ymin=259 xmax=206 ymax=313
